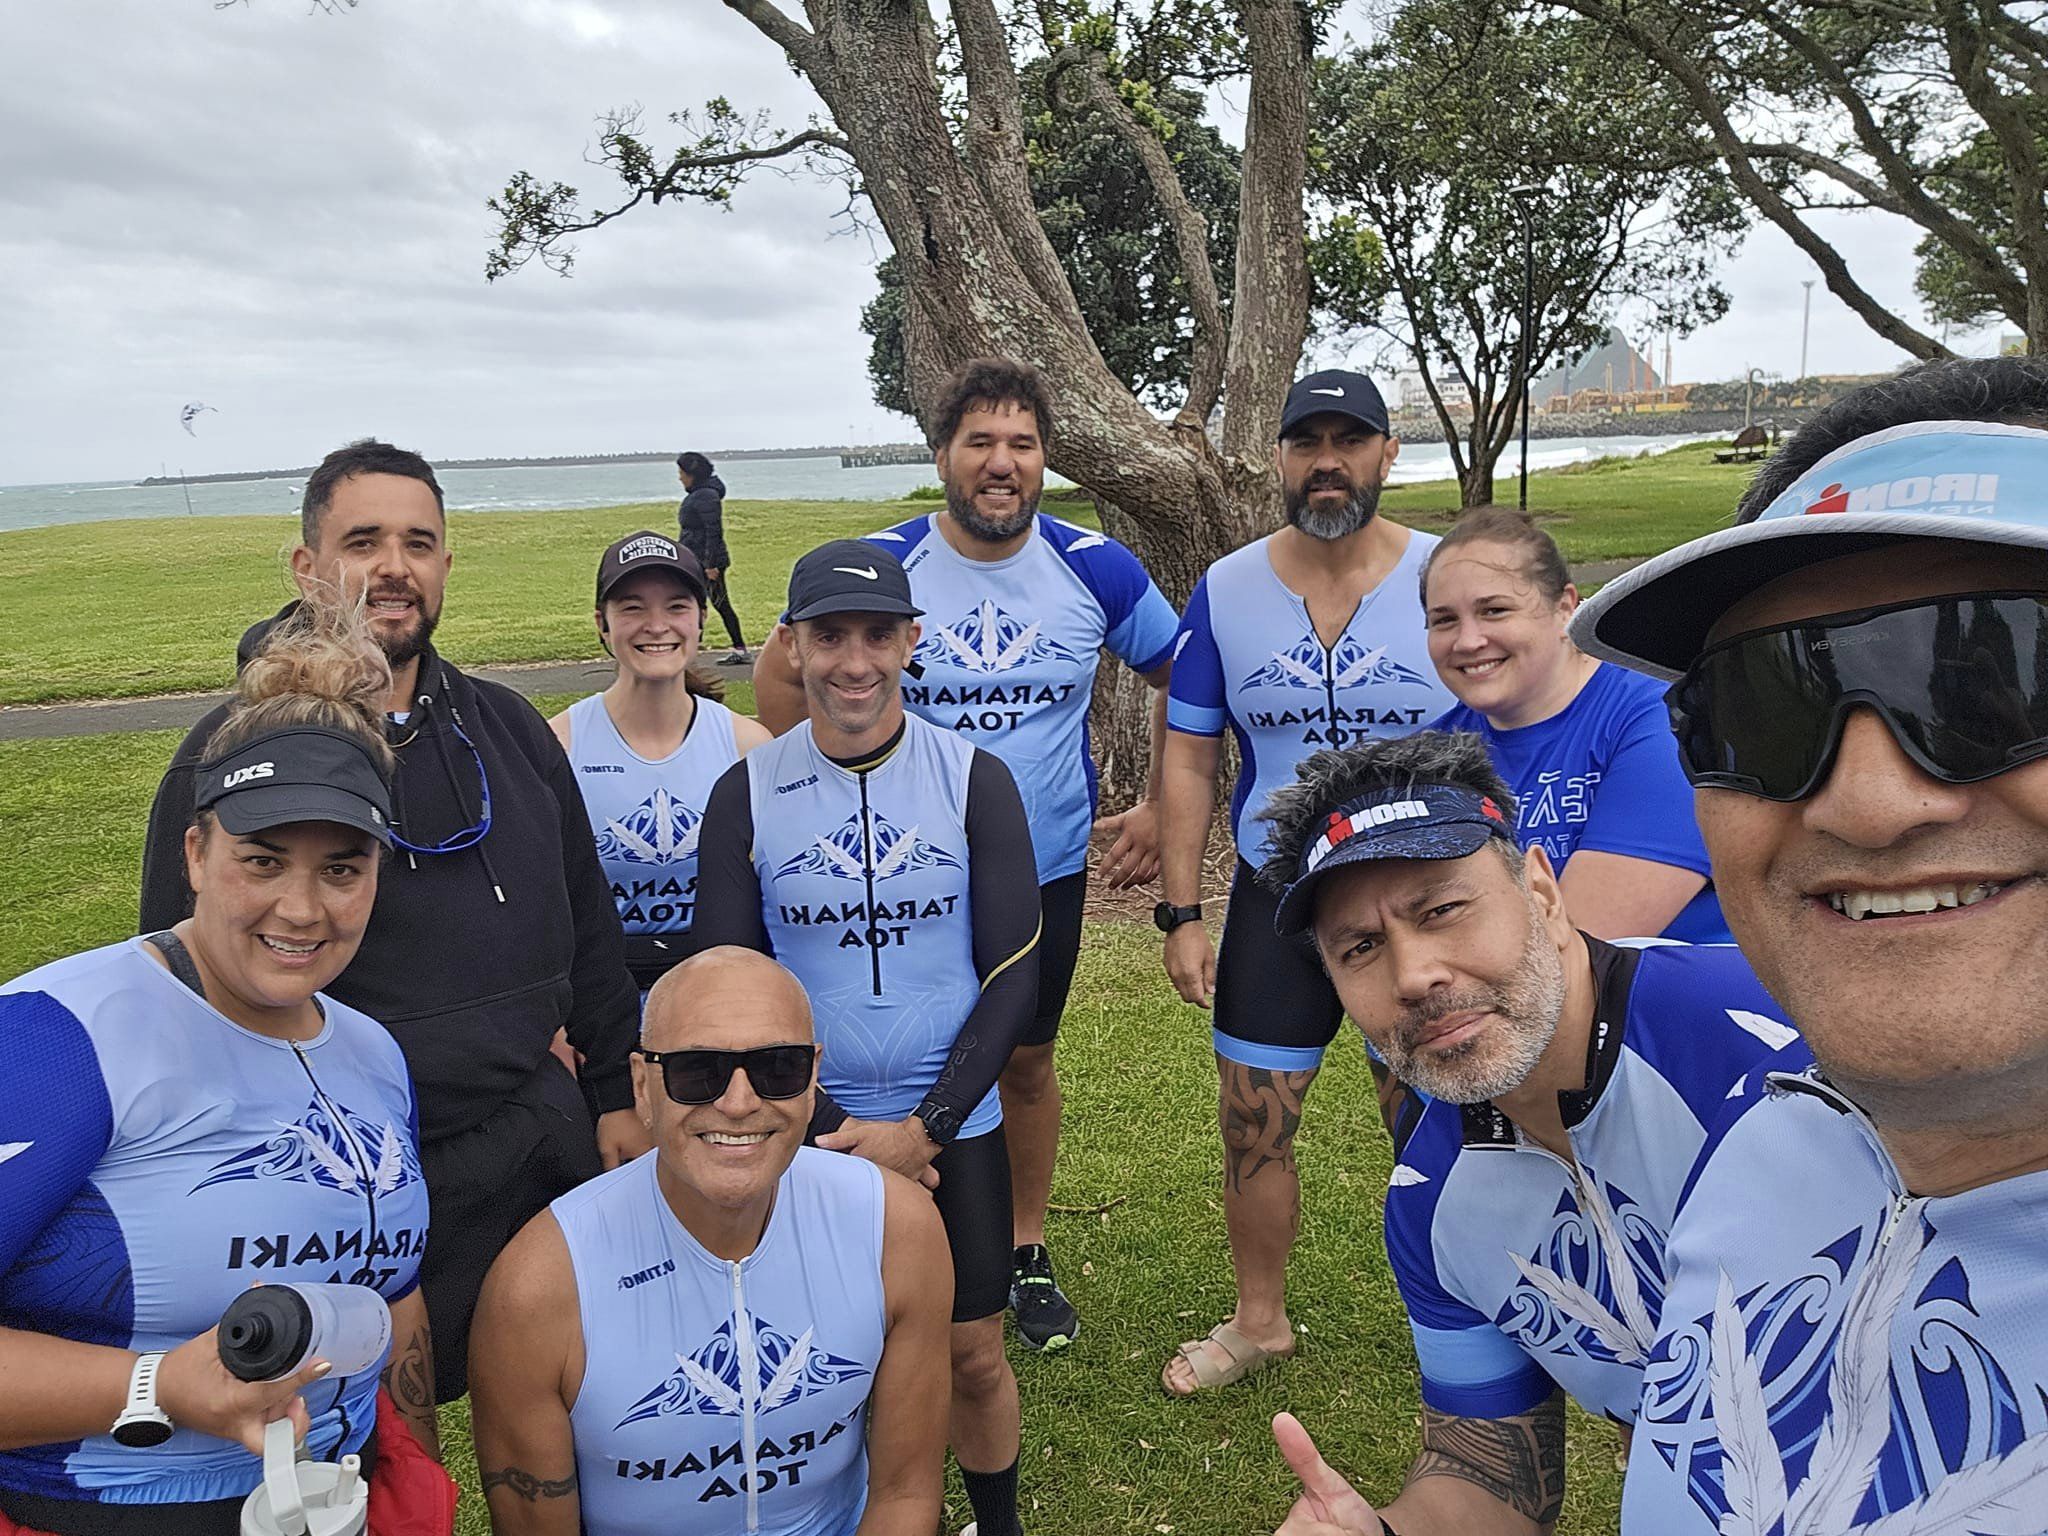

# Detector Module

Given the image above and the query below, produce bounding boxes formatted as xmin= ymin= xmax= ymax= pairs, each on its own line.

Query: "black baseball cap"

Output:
xmin=596 ymin=531 xmax=707 ymax=606
xmin=783 ymin=539 xmax=923 ymax=623
xmin=195 ymin=726 xmax=393 ymax=845
xmin=1278 ymin=369 xmax=1392 ymax=440
xmin=1272 ymin=783 xmax=1517 ymax=936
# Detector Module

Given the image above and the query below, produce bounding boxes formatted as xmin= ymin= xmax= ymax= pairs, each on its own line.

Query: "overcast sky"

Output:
xmin=0 ymin=0 xmax=2007 ymax=486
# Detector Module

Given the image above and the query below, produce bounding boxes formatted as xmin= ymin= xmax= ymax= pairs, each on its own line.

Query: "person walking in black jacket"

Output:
xmin=675 ymin=450 xmax=749 ymax=660
xmin=138 ymin=439 xmax=652 ymax=1403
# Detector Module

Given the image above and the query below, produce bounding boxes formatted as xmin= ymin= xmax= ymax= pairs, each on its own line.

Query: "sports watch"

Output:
xmin=1153 ymin=901 xmax=1203 ymax=934
xmin=110 ymin=1350 xmax=174 ymax=1448
xmin=915 ymin=1100 xmax=965 ymax=1147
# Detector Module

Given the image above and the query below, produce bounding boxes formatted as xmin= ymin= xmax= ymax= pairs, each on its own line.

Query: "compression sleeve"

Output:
xmin=1574 ymin=685 xmax=1712 ymax=876
xmin=1165 ymin=575 xmax=1226 ymax=736
xmin=0 ymin=992 xmax=115 ymax=1278
xmin=536 ymin=706 xmax=639 ymax=1116
xmin=688 ymin=762 xmax=771 ymax=953
xmin=913 ymin=750 xmax=1041 ymax=1140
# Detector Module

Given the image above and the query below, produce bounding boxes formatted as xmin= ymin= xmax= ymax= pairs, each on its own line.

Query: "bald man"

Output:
xmin=468 ymin=948 xmax=952 ymax=1536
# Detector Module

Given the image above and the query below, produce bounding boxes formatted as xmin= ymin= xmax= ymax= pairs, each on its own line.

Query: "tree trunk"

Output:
xmin=1460 ymin=460 xmax=1496 ymax=508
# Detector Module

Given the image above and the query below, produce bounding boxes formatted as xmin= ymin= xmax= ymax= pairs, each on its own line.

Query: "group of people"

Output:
xmin=0 ymin=348 xmax=2044 ymax=1536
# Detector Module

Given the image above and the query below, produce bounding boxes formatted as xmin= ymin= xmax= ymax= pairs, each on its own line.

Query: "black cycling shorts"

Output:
xmin=930 ymin=1125 xmax=1014 ymax=1322
xmin=1018 ymin=871 xmax=1087 ymax=1049
xmin=1211 ymin=858 xmax=1345 ymax=1071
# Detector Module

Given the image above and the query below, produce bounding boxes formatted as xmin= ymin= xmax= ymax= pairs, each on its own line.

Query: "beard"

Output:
xmin=1284 ymin=473 xmax=1382 ymax=542
xmin=369 ymin=588 xmax=440 ymax=670
xmin=947 ymin=481 xmax=1040 ymax=543
xmin=1378 ymin=907 xmax=1566 ymax=1103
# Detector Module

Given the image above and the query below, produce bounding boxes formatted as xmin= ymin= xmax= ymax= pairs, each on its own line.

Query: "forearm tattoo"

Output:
xmin=380 ymin=1318 xmax=438 ymax=1457
xmin=482 ymin=1466 xmax=580 ymax=1501
xmin=1406 ymin=1393 xmax=1567 ymax=1524
xmin=1366 ymin=1052 xmax=1415 ymax=1145
xmin=1220 ymin=1061 xmax=1316 ymax=1195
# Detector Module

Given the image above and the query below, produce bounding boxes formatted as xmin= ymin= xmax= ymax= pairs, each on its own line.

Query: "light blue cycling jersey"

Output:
xmin=0 ymin=940 xmax=427 ymax=1506
xmin=741 ymin=715 xmax=999 ymax=1137
xmin=864 ymin=513 xmax=1179 ymax=883
xmin=560 ymin=1147 xmax=885 ymax=1536
xmin=1624 ymin=1052 xmax=2048 ymax=1532
xmin=1167 ymin=532 xmax=1456 ymax=863
xmin=569 ymin=692 xmax=742 ymax=939
xmin=1388 ymin=939 xmax=1800 ymax=1426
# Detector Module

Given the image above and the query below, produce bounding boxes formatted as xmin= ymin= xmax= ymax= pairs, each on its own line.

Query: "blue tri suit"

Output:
xmin=558 ymin=1147 xmax=885 ymax=1536
xmin=1385 ymin=938 xmax=1799 ymax=1428
xmin=1623 ymin=1049 xmax=2048 ymax=1533
xmin=0 ymin=939 xmax=428 ymax=1509
xmin=864 ymin=513 xmax=1180 ymax=884
xmin=1431 ymin=662 xmax=1730 ymax=943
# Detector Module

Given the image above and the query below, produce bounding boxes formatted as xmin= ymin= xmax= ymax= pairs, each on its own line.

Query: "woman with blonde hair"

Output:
xmin=0 ymin=603 xmax=443 ymax=1536
xmin=1422 ymin=508 xmax=1727 ymax=940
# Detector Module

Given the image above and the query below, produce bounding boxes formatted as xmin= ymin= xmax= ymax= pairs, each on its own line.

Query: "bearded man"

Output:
xmin=1156 ymin=370 xmax=1459 ymax=1395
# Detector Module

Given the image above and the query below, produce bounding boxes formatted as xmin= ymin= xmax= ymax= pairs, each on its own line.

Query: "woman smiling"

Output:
xmin=1422 ymin=509 xmax=1728 ymax=942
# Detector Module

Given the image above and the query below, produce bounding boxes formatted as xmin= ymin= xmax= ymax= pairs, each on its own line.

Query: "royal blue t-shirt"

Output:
xmin=1432 ymin=663 xmax=1727 ymax=943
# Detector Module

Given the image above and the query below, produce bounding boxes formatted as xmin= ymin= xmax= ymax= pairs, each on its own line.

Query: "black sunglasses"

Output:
xmin=1668 ymin=591 xmax=2048 ymax=802
xmin=635 ymin=1044 xmax=817 ymax=1105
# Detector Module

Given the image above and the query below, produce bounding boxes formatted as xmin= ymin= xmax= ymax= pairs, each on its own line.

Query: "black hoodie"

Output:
xmin=138 ymin=608 xmax=639 ymax=1143
xmin=676 ymin=474 xmax=731 ymax=570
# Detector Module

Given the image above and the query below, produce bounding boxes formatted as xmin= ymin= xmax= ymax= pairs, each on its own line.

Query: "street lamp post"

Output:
xmin=1744 ymin=365 xmax=1765 ymax=431
xmin=1800 ymin=280 xmax=1816 ymax=381
xmin=1508 ymin=185 xmax=1543 ymax=511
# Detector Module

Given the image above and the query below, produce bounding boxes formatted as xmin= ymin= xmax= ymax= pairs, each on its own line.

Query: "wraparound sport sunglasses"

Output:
xmin=635 ymin=1044 xmax=817 ymax=1105
xmin=1668 ymin=592 xmax=2048 ymax=802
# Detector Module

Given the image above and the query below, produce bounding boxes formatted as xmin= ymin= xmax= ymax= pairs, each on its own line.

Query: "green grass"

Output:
xmin=0 ymin=444 xmax=1759 ymax=708
xmin=0 ymin=727 xmax=1626 ymax=1533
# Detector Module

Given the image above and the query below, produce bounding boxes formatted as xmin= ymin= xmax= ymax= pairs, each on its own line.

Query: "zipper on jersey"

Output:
xmin=856 ymin=771 xmax=883 ymax=997
xmin=731 ymin=1259 xmax=762 ymax=1533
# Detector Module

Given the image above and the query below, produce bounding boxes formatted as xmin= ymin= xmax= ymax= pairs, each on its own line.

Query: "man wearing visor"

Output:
xmin=1566 ymin=356 xmax=2048 ymax=1530
xmin=1235 ymin=733 xmax=1791 ymax=1536
xmin=469 ymin=948 xmax=951 ymax=1536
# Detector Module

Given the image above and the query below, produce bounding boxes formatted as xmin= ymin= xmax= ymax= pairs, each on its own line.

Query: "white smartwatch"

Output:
xmin=110 ymin=1351 xmax=174 ymax=1448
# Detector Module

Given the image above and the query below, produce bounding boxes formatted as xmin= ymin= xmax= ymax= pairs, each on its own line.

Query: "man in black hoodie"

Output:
xmin=675 ymin=450 xmax=748 ymax=661
xmin=139 ymin=439 xmax=650 ymax=1403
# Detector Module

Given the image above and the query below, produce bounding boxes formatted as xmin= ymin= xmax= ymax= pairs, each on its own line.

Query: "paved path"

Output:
xmin=0 ymin=558 xmax=1648 ymax=742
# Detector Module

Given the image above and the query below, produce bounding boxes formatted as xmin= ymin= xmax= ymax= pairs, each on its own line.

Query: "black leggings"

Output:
xmin=931 ymin=1126 xmax=1014 ymax=1322
xmin=1212 ymin=858 xmax=1345 ymax=1071
xmin=1018 ymin=871 xmax=1087 ymax=1048
xmin=706 ymin=569 xmax=747 ymax=650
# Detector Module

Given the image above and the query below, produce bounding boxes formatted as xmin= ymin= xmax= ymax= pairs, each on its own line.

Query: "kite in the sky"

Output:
xmin=180 ymin=401 xmax=217 ymax=436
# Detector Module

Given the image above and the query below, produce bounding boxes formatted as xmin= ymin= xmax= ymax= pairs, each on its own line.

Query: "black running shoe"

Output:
xmin=1010 ymin=1243 xmax=1078 ymax=1351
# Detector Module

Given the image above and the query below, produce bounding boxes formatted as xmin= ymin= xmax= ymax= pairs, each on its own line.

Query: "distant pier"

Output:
xmin=839 ymin=444 xmax=929 ymax=468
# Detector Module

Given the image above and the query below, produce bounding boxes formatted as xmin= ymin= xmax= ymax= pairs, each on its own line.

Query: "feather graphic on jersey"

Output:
xmin=917 ymin=599 xmax=1081 ymax=673
xmin=595 ymin=787 xmax=702 ymax=867
xmin=0 ymin=1141 xmax=32 ymax=1167
xmin=1508 ymin=1252 xmax=1648 ymax=1364
xmin=1846 ymin=1434 xmax=2048 ymax=1535
xmin=373 ymin=1122 xmax=407 ymax=1195
xmin=1238 ymin=635 xmax=1432 ymax=691
xmin=1578 ymin=1170 xmax=1657 ymax=1351
xmin=1388 ymin=1164 xmax=1429 ymax=1187
xmin=1785 ymin=1212 xmax=1929 ymax=1535
xmin=191 ymin=1097 xmax=420 ymax=1196
xmin=616 ymin=1312 xmax=871 ymax=1425
xmin=1708 ymin=1268 xmax=1790 ymax=1535
xmin=773 ymin=809 xmax=961 ymax=882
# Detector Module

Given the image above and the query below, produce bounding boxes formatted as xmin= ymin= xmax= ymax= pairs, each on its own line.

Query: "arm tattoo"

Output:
xmin=1366 ymin=1052 xmax=1417 ymax=1147
xmin=482 ymin=1466 xmax=580 ymax=1501
xmin=1219 ymin=1061 xmax=1316 ymax=1195
xmin=379 ymin=1318 xmax=439 ymax=1458
xmin=1405 ymin=1393 xmax=1567 ymax=1524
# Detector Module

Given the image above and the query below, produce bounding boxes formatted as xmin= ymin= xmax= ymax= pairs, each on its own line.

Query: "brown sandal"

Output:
xmin=1162 ymin=1320 xmax=1295 ymax=1395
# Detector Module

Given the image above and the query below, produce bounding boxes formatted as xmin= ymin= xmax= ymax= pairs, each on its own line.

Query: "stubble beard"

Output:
xmin=947 ymin=482 xmax=1039 ymax=543
xmin=1285 ymin=477 xmax=1382 ymax=542
xmin=1382 ymin=912 xmax=1566 ymax=1104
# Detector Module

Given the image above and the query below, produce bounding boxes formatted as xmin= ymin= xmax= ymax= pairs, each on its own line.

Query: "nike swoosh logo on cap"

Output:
xmin=1310 ymin=387 xmax=1346 ymax=397
xmin=833 ymin=566 xmax=880 ymax=580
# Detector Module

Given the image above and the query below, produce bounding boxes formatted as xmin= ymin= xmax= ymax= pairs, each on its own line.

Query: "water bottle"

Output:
xmin=217 ymin=1283 xmax=391 ymax=1382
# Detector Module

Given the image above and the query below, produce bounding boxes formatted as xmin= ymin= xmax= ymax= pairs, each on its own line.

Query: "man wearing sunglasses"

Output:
xmin=1244 ymin=732 xmax=1794 ymax=1536
xmin=139 ymin=439 xmax=649 ymax=1404
xmin=469 ymin=947 xmax=951 ymax=1536
xmin=1560 ymin=357 xmax=2048 ymax=1531
xmin=694 ymin=541 xmax=1041 ymax=1536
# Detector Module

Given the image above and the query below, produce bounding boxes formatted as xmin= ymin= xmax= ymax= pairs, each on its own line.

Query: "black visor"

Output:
xmin=1669 ymin=592 xmax=2048 ymax=802
xmin=196 ymin=726 xmax=394 ymax=844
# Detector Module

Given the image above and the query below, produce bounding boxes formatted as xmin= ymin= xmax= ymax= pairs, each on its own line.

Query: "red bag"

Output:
xmin=0 ymin=1506 xmax=60 ymax=1536
xmin=367 ymin=1386 xmax=459 ymax=1536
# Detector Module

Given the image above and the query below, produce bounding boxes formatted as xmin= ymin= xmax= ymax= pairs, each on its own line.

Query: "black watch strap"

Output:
xmin=915 ymin=1100 xmax=963 ymax=1147
xmin=1154 ymin=901 xmax=1203 ymax=934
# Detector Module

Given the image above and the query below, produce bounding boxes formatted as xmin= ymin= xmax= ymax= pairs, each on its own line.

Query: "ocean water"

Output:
xmin=0 ymin=434 xmax=1706 ymax=534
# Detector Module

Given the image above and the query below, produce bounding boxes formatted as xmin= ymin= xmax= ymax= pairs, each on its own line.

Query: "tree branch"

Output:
xmin=1939 ymin=0 xmax=2048 ymax=344
xmin=721 ymin=0 xmax=817 ymax=68
xmin=1048 ymin=48 xmax=1228 ymax=424
xmin=1743 ymin=141 xmax=1903 ymax=212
